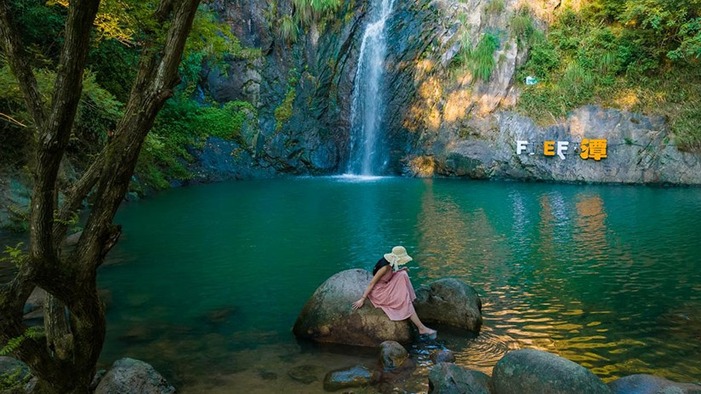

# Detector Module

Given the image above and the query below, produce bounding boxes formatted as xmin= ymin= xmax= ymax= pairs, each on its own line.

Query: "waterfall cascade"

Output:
xmin=346 ymin=0 xmax=396 ymax=176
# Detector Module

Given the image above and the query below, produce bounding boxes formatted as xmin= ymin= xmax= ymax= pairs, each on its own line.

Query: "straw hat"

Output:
xmin=384 ymin=246 xmax=413 ymax=269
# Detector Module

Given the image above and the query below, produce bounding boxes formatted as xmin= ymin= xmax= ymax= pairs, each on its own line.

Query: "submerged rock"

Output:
xmin=94 ymin=358 xmax=175 ymax=394
xmin=428 ymin=363 xmax=493 ymax=394
xmin=287 ymin=364 xmax=325 ymax=385
xmin=608 ymin=374 xmax=701 ymax=394
xmin=323 ymin=364 xmax=379 ymax=391
xmin=430 ymin=349 xmax=456 ymax=364
xmin=492 ymin=349 xmax=611 ymax=394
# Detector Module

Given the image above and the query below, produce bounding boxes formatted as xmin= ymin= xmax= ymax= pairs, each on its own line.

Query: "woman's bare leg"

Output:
xmin=409 ymin=312 xmax=437 ymax=335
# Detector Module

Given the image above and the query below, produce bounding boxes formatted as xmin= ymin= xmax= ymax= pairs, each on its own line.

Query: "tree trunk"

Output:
xmin=0 ymin=0 xmax=201 ymax=391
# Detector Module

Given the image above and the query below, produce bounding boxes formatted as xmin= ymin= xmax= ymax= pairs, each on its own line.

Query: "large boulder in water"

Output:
xmin=293 ymin=269 xmax=412 ymax=347
xmin=492 ymin=349 xmax=611 ymax=394
xmin=414 ymin=278 xmax=483 ymax=333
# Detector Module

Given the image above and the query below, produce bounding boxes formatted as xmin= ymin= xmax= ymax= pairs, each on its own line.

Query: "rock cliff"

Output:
xmin=202 ymin=0 xmax=701 ymax=184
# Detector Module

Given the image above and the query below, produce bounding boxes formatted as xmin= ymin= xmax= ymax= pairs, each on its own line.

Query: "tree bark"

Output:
xmin=0 ymin=0 xmax=201 ymax=391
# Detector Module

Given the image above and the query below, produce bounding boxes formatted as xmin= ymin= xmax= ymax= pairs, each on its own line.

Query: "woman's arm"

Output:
xmin=352 ymin=265 xmax=389 ymax=310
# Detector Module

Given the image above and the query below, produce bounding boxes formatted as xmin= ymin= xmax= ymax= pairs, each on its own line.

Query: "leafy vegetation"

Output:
xmin=0 ymin=242 xmax=28 ymax=267
xmin=452 ymin=30 xmax=501 ymax=82
xmin=0 ymin=0 xmax=257 ymax=192
xmin=275 ymin=87 xmax=297 ymax=131
xmin=516 ymin=1 xmax=701 ymax=151
xmin=267 ymin=0 xmax=343 ymax=45
xmin=0 ymin=326 xmax=42 ymax=390
xmin=485 ymin=0 xmax=505 ymax=15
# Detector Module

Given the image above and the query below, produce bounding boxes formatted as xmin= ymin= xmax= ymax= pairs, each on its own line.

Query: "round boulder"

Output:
xmin=293 ymin=269 xmax=412 ymax=347
xmin=94 ymin=358 xmax=175 ymax=394
xmin=492 ymin=349 xmax=610 ymax=394
xmin=608 ymin=374 xmax=701 ymax=394
xmin=414 ymin=278 xmax=483 ymax=333
xmin=428 ymin=363 xmax=493 ymax=394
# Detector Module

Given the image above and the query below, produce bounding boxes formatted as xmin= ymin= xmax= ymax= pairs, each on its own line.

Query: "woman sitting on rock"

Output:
xmin=351 ymin=246 xmax=437 ymax=338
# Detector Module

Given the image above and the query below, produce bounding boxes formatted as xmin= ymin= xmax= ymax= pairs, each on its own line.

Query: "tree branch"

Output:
xmin=29 ymin=0 xmax=101 ymax=262
xmin=76 ymin=0 xmax=200 ymax=268
xmin=0 ymin=0 xmax=46 ymax=128
xmin=52 ymin=153 xmax=105 ymax=245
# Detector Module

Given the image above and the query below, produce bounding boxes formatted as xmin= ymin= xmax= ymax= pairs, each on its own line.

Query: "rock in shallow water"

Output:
xmin=94 ymin=358 xmax=175 ymax=394
xmin=323 ymin=364 xmax=379 ymax=391
xmin=608 ymin=374 xmax=701 ymax=394
xmin=428 ymin=363 xmax=493 ymax=394
xmin=492 ymin=349 xmax=611 ymax=394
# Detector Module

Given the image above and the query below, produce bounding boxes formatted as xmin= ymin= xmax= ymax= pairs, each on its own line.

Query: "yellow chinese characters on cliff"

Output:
xmin=579 ymin=139 xmax=607 ymax=161
xmin=516 ymin=139 xmax=608 ymax=161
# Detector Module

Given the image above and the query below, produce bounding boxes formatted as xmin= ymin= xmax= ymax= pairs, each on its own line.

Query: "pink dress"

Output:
xmin=368 ymin=269 xmax=417 ymax=321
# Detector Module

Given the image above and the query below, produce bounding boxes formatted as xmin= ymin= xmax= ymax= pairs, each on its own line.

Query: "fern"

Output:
xmin=0 ymin=243 xmax=27 ymax=268
xmin=0 ymin=327 xmax=44 ymax=356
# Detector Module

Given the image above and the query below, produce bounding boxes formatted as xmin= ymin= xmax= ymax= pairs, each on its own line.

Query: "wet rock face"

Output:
xmin=492 ymin=349 xmax=611 ymax=394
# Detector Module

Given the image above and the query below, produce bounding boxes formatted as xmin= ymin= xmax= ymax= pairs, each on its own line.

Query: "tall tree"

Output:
xmin=0 ymin=0 xmax=201 ymax=391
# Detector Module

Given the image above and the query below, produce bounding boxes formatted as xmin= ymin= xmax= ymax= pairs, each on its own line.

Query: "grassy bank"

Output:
xmin=514 ymin=2 xmax=701 ymax=151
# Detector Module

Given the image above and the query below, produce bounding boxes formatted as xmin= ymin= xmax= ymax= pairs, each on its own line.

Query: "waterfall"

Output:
xmin=346 ymin=0 xmax=396 ymax=176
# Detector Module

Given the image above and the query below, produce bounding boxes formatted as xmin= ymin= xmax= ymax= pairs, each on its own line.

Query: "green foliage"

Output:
xmin=485 ymin=0 xmax=505 ymax=15
xmin=516 ymin=3 xmax=701 ymax=151
xmin=87 ymin=39 xmax=139 ymax=102
xmin=1 ymin=327 xmax=43 ymax=391
xmin=511 ymin=7 xmax=538 ymax=47
xmin=136 ymin=98 xmax=256 ymax=190
xmin=451 ymin=10 xmax=500 ymax=82
xmin=274 ymin=87 xmax=296 ymax=131
xmin=181 ymin=5 xmax=247 ymax=93
xmin=668 ymin=18 xmax=701 ymax=61
xmin=1 ymin=0 xmax=259 ymax=190
xmin=0 ymin=242 xmax=28 ymax=268
xmin=0 ymin=327 xmax=43 ymax=356
xmin=0 ymin=366 xmax=31 ymax=391
xmin=278 ymin=15 xmax=299 ymax=44
xmin=269 ymin=0 xmax=343 ymax=46
xmin=469 ymin=33 xmax=500 ymax=81
xmin=9 ymin=0 xmax=66 ymax=61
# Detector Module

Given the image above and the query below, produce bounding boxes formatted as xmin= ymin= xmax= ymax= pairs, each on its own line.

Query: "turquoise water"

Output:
xmin=98 ymin=177 xmax=701 ymax=390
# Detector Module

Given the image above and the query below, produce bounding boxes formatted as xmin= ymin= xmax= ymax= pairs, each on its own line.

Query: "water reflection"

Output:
xmin=94 ymin=178 xmax=701 ymax=390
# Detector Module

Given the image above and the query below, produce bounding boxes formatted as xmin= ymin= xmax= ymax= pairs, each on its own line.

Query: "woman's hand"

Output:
xmin=352 ymin=297 xmax=365 ymax=310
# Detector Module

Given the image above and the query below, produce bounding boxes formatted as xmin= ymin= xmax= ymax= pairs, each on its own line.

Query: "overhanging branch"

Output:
xmin=0 ymin=0 xmax=46 ymax=128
